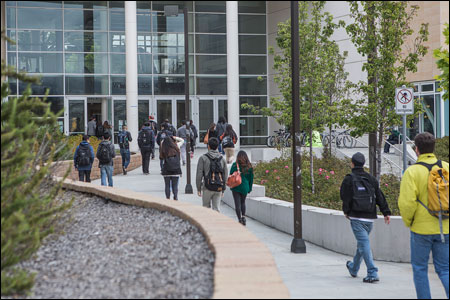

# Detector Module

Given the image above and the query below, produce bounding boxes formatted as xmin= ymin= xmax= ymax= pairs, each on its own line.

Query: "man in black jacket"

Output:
xmin=340 ymin=152 xmax=391 ymax=284
xmin=138 ymin=122 xmax=155 ymax=175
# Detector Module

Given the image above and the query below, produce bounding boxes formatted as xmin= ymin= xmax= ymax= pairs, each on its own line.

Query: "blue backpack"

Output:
xmin=118 ymin=131 xmax=129 ymax=147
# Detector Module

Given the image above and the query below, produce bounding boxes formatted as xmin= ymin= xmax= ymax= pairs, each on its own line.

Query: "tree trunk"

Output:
xmin=377 ymin=125 xmax=384 ymax=181
xmin=310 ymin=128 xmax=315 ymax=194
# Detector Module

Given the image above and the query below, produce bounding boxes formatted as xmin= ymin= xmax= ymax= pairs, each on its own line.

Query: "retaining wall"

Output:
xmin=223 ymin=185 xmax=412 ymax=263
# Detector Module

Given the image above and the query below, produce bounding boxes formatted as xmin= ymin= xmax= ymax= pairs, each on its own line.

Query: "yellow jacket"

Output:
xmin=398 ymin=153 xmax=449 ymax=235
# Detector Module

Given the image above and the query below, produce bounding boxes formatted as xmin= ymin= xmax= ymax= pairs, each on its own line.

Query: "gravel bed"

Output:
xmin=17 ymin=190 xmax=215 ymax=299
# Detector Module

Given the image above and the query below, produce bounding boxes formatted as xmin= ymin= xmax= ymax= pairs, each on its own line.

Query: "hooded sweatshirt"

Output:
xmin=196 ymin=149 xmax=228 ymax=192
xmin=74 ymin=141 xmax=95 ymax=171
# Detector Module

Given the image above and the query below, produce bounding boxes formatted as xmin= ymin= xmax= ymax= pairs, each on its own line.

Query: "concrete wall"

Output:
xmin=223 ymin=185 xmax=413 ymax=263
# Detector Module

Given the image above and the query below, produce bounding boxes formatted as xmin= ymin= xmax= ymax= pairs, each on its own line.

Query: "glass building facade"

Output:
xmin=5 ymin=1 xmax=268 ymax=145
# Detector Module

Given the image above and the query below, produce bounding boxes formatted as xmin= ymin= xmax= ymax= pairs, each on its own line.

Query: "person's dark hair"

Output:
xmin=208 ymin=137 xmax=219 ymax=150
xmin=144 ymin=122 xmax=150 ymax=127
xmin=103 ymin=132 xmax=111 ymax=140
xmin=181 ymin=120 xmax=186 ymax=125
xmin=160 ymin=136 xmax=180 ymax=159
xmin=164 ymin=119 xmax=170 ymax=123
xmin=160 ymin=123 xmax=167 ymax=130
xmin=190 ymin=119 xmax=194 ymax=124
xmin=414 ymin=132 xmax=435 ymax=154
xmin=224 ymin=124 xmax=234 ymax=137
xmin=82 ymin=134 xmax=89 ymax=141
xmin=237 ymin=151 xmax=252 ymax=173
xmin=103 ymin=120 xmax=111 ymax=129
xmin=218 ymin=116 xmax=227 ymax=124
xmin=208 ymin=123 xmax=216 ymax=132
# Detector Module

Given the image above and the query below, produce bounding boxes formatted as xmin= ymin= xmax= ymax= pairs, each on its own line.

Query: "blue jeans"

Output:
xmin=411 ymin=232 xmax=449 ymax=299
xmin=120 ymin=148 xmax=130 ymax=169
xmin=347 ymin=219 xmax=378 ymax=278
xmin=100 ymin=165 xmax=113 ymax=187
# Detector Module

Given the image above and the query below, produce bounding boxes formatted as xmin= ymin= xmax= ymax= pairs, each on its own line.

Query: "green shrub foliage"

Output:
xmin=435 ymin=136 xmax=449 ymax=162
xmin=1 ymin=31 xmax=71 ymax=296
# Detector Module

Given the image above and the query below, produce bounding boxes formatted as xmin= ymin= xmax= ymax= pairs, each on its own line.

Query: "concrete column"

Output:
xmin=101 ymin=98 xmax=108 ymax=124
xmin=226 ymin=1 xmax=240 ymax=149
xmin=125 ymin=1 xmax=139 ymax=152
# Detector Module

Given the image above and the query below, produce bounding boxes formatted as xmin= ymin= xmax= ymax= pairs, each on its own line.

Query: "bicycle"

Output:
xmin=336 ymin=129 xmax=356 ymax=148
xmin=267 ymin=129 xmax=291 ymax=148
xmin=322 ymin=130 xmax=338 ymax=148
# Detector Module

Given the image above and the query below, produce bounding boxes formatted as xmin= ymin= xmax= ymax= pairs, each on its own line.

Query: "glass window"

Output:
xmin=196 ymin=55 xmax=227 ymax=74
xmin=195 ymin=35 xmax=226 ymax=54
xmin=239 ymin=35 xmax=266 ymax=54
xmin=154 ymin=76 xmax=185 ymax=95
xmin=64 ymin=9 xmax=108 ymax=31
xmin=195 ymin=1 xmax=226 ymax=13
xmin=153 ymin=55 xmax=184 ymax=74
xmin=138 ymin=100 xmax=150 ymax=127
xmin=138 ymin=54 xmax=153 ymax=74
xmin=138 ymin=76 xmax=153 ymax=94
xmin=111 ymin=76 xmax=126 ymax=95
xmin=7 ymin=52 xmax=17 ymax=69
xmin=152 ymin=33 xmax=184 ymax=54
xmin=110 ymin=32 xmax=126 ymax=52
xmin=137 ymin=13 xmax=152 ymax=32
xmin=109 ymin=1 xmax=124 ymax=10
xmin=7 ymin=30 xmax=16 ymax=51
xmin=68 ymin=100 xmax=85 ymax=134
xmin=7 ymin=8 xmax=16 ymax=28
xmin=110 ymin=11 xmax=125 ymax=31
xmin=6 ymin=1 xmax=16 ymax=6
xmin=240 ymin=76 xmax=267 ymax=95
xmin=153 ymin=12 xmax=184 ymax=33
xmin=114 ymin=100 xmax=126 ymax=133
xmin=240 ymin=137 xmax=267 ymax=145
xmin=19 ymin=75 xmax=64 ymax=95
xmin=8 ymin=78 xmax=18 ymax=95
xmin=435 ymin=81 xmax=441 ymax=91
xmin=240 ymin=97 xmax=267 ymax=115
xmin=195 ymin=14 xmax=226 ymax=33
xmin=238 ymin=1 xmax=266 ymax=13
xmin=152 ymin=1 xmax=193 ymax=12
xmin=422 ymin=94 xmax=435 ymax=135
xmin=65 ymin=75 xmax=109 ymax=95
xmin=18 ymin=52 xmax=63 ymax=73
xmin=240 ymin=117 xmax=268 ymax=136
xmin=17 ymin=1 xmax=62 ymax=8
xmin=421 ymin=83 xmax=434 ymax=93
xmin=238 ymin=15 xmax=266 ymax=34
xmin=18 ymin=8 xmax=62 ymax=30
xmin=110 ymin=54 xmax=125 ymax=74
xmin=18 ymin=30 xmax=63 ymax=51
xmin=197 ymin=77 xmax=227 ymax=95
xmin=64 ymin=31 xmax=108 ymax=52
xmin=239 ymin=56 xmax=267 ymax=75
xmin=137 ymin=33 xmax=152 ymax=53
xmin=42 ymin=96 xmax=64 ymax=115
xmin=137 ymin=1 xmax=151 ymax=12
xmin=64 ymin=1 xmax=107 ymax=9
xmin=65 ymin=53 xmax=108 ymax=74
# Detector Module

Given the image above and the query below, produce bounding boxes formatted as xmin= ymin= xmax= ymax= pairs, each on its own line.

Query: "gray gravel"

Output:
xmin=18 ymin=190 xmax=215 ymax=299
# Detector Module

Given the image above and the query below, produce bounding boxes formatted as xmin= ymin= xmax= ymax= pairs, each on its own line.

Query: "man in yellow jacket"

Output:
xmin=398 ymin=132 xmax=449 ymax=299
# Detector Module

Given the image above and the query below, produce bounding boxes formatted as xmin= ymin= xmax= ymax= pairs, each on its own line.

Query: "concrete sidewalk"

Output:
xmin=93 ymin=148 xmax=447 ymax=299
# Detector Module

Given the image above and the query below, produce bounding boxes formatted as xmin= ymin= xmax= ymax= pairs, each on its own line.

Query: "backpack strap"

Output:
xmin=415 ymin=160 xmax=441 ymax=171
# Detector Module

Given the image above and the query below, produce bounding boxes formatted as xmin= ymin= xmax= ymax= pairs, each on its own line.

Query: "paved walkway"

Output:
xmin=93 ymin=148 xmax=447 ymax=299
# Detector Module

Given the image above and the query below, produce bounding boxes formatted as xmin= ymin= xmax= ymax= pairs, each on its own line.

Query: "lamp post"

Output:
xmin=290 ymin=0 xmax=306 ymax=254
xmin=164 ymin=4 xmax=193 ymax=194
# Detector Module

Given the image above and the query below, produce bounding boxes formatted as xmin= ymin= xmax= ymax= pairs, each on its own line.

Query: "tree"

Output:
xmin=343 ymin=1 xmax=429 ymax=179
xmin=434 ymin=23 xmax=449 ymax=102
xmin=1 ymin=31 xmax=71 ymax=295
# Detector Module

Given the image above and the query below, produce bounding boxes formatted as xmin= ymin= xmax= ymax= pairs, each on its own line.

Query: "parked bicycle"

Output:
xmin=267 ymin=129 xmax=291 ymax=148
xmin=322 ymin=129 xmax=356 ymax=148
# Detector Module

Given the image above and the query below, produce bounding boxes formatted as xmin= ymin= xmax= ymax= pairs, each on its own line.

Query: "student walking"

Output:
xmin=229 ymin=151 xmax=254 ymax=226
xmin=340 ymin=152 xmax=391 ymax=283
xmin=118 ymin=125 xmax=132 ymax=175
xmin=398 ymin=133 xmax=449 ymax=299
xmin=204 ymin=123 xmax=218 ymax=145
xmin=160 ymin=136 xmax=184 ymax=200
xmin=138 ymin=122 xmax=155 ymax=175
xmin=148 ymin=115 xmax=158 ymax=160
xmin=196 ymin=137 xmax=228 ymax=212
xmin=102 ymin=120 xmax=113 ymax=138
xmin=87 ymin=117 xmax=97 ymax=137
xmin=177 ymin=120 xmax=194 ymax=166
xmin=189 ymin=119 xmax=198 ymax=158
xmin=74 ymin=135 xmax=95 ymax=182
xmin=220 ymin=124 xmax=238 ymax=164
xmin=216 ymin=116 xmax=227 ymax=155
xmin=97 ymin=132 xmax=115 ymax=187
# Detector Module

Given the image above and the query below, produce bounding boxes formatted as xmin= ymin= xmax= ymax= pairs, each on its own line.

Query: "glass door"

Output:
xmin=156 ymin=98 xmax=173 ymax=126
xmin=66 ymin=97 xmax=87 ymax=136
xmin=198 ymin=99 xmax=214 ymax=144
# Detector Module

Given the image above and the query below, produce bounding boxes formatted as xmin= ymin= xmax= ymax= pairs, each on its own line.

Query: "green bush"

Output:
xmin=254 ymin=153 xmax=401 ymax=215
xmin=435 ymin=136 xmax=449 ymax=162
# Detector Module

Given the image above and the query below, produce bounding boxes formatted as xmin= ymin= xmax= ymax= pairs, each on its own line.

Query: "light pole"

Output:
xmin=164 ymin=4 xmax=193 ymax=194
xmin=290 ymin=0 xmax=306 ymax=254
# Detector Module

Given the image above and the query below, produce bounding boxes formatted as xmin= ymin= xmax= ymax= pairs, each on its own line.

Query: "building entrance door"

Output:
xmin=194 ymin=97 xmax=228 ymax=147
xmin=65 ymin=97 xmax=87 ymax=136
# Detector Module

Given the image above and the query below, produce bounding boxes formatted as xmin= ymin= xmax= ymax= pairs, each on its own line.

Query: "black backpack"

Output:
xmin=97 ymin=142 xmax=112 ymax=165
xmin=204 ymin=156 xmax=225 ymax=192
xmin=349 ymin=173 xmax=376 ymax=212
xmin=222 ymin=135 xmax=234 ymax=148
xmin=77 ymin=144 xmax=91 ymax=167
xmin=118 ymin=131 xmax=129 ymax=148
xmin=139 ymin=129 xmax=153 ymax=149
xmin=163 ymin=155 xmax=182 ymax=174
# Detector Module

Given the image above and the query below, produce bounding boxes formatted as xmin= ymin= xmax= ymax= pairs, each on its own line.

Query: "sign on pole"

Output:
xmin=395 ymin=86 xmax=414 ymax=115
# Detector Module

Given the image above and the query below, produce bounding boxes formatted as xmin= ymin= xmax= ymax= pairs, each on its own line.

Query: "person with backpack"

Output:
xmin=228 ymin=151 xmax=253 ymax=226
xmin=203 ymin=123 xmax=218 ymax=145
xmin=189 ymin=119 xmax=198 ymax=158
xmin=148 ymin=116 xmax=158 ymax=160
xmin=164 ymin=119 xmax=177 ymax=137
xmin=87 ymin=116 xmax=97 ymax=137
xmin=102 ymin=120 xmax=112 ymax=138
xmin=216 ymin=116 xmax=227 ymax=155
xmin=220 ymin=124 xmax=238 ymax=164
xmin=138 ymin=122 xmax=155 ymax=175
xmin=74 ymin=135 xmax=95 ymax=182
xmin=340 ymin=152 xmax=391 ymax=284
xmin=97 ymin=132 xmax=116 ymax=187
xmin=177 ymin=120 xmax=194 ymax=166
xmin=398 ymin=133 xmax=449 ymax=299
xmin=160 ymin=136 xmax=184 ymax=201
xmin=118 ymin=125 xmax=132 ymax=175
xmin=196 ymin=137 xmax=228 ymax=212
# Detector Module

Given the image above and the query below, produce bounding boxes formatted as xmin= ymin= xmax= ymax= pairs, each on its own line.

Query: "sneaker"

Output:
xmin=123 ymin=167 xmax=126 ymax=175
xmin=346 ymin=261 xmax=357 ymax=278
xmin=363 ymin=276 xmax=380 ymax=283
xmin=241 ymin=216 xmax=247 ymax=226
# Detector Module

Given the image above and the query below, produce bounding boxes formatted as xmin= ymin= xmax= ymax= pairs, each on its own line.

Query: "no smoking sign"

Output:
xmin=395 ymin=87 xmax=414 ymax=115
